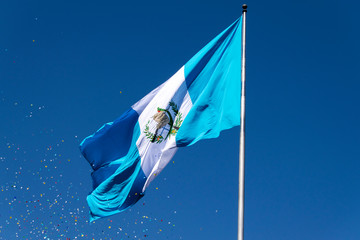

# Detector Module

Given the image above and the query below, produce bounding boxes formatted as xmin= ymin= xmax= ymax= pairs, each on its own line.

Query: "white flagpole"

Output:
xmin=238 ymin=4 xmax=247 ymax=240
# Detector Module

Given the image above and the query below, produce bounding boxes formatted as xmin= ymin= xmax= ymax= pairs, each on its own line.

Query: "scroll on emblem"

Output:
xmin=152 ymin=111 xmax=170 ymax=129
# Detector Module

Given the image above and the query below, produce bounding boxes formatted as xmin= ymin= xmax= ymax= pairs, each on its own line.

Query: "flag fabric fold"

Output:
xmin=80 ymin=16 xmax=242 ymax=221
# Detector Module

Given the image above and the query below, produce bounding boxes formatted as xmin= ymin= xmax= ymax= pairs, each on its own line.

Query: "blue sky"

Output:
xmin=1 ymin=0 xmax=359 ymax=239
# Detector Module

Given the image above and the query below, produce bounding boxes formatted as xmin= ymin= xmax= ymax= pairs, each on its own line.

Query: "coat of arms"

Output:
xmin=143 ymin=100 xmax=183 ymax=144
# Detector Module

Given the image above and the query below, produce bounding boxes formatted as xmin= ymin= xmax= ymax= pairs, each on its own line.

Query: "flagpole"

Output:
xmin=238 ymin=4 xmax=247 ymax=240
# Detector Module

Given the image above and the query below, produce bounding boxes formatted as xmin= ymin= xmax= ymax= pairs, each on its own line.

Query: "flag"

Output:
xmin=80 ymin=17 xmax=242 ymax=221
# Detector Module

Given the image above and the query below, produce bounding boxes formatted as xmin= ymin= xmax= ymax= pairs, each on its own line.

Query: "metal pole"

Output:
xmin=238 ymin=4 xmax=247 ymax=240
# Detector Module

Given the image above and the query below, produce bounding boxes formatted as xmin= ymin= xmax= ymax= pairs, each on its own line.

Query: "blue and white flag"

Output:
xmin=80 ymin=17 xmax=242 ymax=221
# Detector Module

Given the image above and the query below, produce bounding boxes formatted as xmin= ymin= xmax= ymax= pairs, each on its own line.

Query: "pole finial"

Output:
xmin=242 ymin=4 xmax=247 ymax=12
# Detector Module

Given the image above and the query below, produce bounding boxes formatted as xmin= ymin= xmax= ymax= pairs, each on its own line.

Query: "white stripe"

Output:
xmin=132 ymin=82 xmax=165 ymax=115
xmin=134 ymin=66 xmax=193 ymax=192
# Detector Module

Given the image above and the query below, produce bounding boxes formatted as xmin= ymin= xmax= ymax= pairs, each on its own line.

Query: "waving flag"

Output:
xmin=80 ymin=17 xmax=242 ymax=221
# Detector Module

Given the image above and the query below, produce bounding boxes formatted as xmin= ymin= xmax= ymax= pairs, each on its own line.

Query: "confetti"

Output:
xmin=0 ymin=95 xmax=178 ymax=239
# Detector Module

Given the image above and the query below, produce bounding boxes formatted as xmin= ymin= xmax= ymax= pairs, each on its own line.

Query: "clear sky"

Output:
xmin=1 ymin=0 xmax=359 ymax=239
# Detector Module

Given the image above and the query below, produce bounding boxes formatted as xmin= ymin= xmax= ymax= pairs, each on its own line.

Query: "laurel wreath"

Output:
xmin=169 ymin=101 xmax=179 ymax=115
xmin=170 ymin=112 xmax=183 ymax=137
xmin=144 ymin=120 xmax=164 ymax=143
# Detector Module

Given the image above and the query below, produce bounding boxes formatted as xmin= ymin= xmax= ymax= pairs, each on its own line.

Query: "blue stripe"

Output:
xmin=80 ymin=108 xmax=139 ymax=171
xmin=184 ymin=18 xmax=241 ymax=99
xmin=176 ymin=17 xmax=242 ymax=147
xmin=91 ymin=163 xmax=121 ymax=189
xmin=86 ymin=121 xmax=147 ymax=221
xmin=80 ymin=109 xmax=148 ymax=221
xmin=118 ymin=166 xmax=146 ymax=211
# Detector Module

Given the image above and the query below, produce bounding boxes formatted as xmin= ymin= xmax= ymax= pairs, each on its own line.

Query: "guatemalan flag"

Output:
xmin=80 ymin=17 xmax=242 ymax=221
